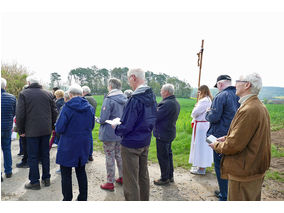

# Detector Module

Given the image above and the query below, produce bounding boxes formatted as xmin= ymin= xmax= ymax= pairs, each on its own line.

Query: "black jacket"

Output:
xmin=153 ymin=95 xmax=180 ymax=142
xmin=16 ymin=83 xmax=58 ymax=137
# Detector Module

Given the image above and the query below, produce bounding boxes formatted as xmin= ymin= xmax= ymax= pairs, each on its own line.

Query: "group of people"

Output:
xmin=1 ymin=69 xmax=271 ymax=201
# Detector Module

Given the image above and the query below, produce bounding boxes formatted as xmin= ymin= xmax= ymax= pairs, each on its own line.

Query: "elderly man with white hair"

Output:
xmin=82 ymin=85 xmax=97 ymax=161
xmin=55 ymin=84 xmax=95 ymax=201
xmin=1 ymin=78 xmax=16 ymax=181
xmin=114 ymin=68 xmax=157 ymax=201
xmin=209 ymin=73 xmax=271 ymax=201
xmin=153 ymin=84 xmax=180 ymax=186
xmin=16 ymin=75 xmax=58 ymax=190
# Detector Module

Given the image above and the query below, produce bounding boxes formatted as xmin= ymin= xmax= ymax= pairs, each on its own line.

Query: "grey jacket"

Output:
xmin=98 ymin=89 xmax=127 ymax=142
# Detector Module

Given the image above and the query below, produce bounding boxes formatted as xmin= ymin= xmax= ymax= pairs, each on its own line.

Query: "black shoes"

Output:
xmin=154 ymin=178 xmax=170 ymax=186
xmin=5 ymin=173 xmax=12 ymax=178
xmin=25 ymin=182 xmax=41 ymax=190
xmin=214 ymin=190 xmax=221 ymax=198
xmin=16 ymin=162 xmax=29 ymax=168
xmin=169 ymin=177 xmax=174 ymax=183
xmin=88 ymin=156 xmax=94 ymax=161
xmin=42 ymin=179 xmax=50 ymax=187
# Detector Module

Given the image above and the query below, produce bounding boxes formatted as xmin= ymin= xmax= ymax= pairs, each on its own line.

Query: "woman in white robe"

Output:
xmin=189 ymin=85 xmax=213 ymax=175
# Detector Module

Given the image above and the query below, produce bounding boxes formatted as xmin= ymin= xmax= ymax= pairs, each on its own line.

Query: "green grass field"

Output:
xmin=92 ymin=95 xmax=284 ymax=173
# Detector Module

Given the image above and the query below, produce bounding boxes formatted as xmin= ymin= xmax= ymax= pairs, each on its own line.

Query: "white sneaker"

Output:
xmin=52 ymin=144 xmax=58 ymax=148
xmin=190 ymin=168 xmax=206 ymax=175
xmin=190 ymin=166 xmax=198 ymax=173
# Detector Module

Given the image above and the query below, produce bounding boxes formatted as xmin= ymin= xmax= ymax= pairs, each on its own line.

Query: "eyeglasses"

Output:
xmin=235 ymin=80 xmax=248 ymax=83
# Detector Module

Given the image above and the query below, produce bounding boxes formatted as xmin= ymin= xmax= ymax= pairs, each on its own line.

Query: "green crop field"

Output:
xmin=92 ymin=95 xmax=284 ymax=172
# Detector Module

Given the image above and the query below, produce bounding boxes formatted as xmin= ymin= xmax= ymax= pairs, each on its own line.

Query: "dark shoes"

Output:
xmin=88 ymin=156 xmax=94 ymax=161
xmin=42 ymin=179 xmax=50 ymax=187
xmin=5 ymin=173 xmax=12 ymax=178
xmin=154 ymin=178 xmax=170 ymax=186
xmin=16 ymin=162 xmax=29 ymax=168
xmin=169 ymin=177 xmax=174 ymax=183
xmin=25 ymin=182 xmax=41 ymax=190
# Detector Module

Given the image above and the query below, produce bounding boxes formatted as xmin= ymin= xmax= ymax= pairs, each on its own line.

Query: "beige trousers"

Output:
xmin=120 ymin=145 xmax=150 ymax=201
xmin=228 ymin=177 xmax=264 ymax=201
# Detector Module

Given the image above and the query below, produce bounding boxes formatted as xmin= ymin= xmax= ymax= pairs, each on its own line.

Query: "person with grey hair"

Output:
xmin=153 ymin=83 xmax=180 ymax=185
xmin=55 ymin=84 xmax=95 ymax=201
xmin=1 ymin=78 xmax=16 ymax=181
xmin=82 ymin=85 xmax=97 ymax=161
xmin=16 ymin=75 xmax=57 ymax=190
xmin=114 ymin=68 xmax=157 ymax=200
xmin=209 ymin=73 xmax=271 ymax=201
xmin=98 ymin=78 xmax=127 ymax=191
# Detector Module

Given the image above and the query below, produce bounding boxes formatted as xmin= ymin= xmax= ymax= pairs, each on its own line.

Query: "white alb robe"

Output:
xmin=189 ymin=97 xmax=213 ymax=167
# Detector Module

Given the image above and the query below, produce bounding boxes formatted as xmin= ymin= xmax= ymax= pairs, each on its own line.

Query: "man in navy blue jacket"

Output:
xmin=1 ymin=78 xmax=16 ymax=181
xmin=114 ymin=68 xmax=157 ymax=201
xmin=205 ymin=75 xmax=240 ymax=201
xmin=153 ymin=84 xmax=180 ymax=186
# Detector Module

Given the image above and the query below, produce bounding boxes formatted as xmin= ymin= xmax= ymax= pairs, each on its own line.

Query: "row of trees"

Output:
xmin=51 ymin=66 xmax=192 ymax=98
xmin=1 ymin=62 xmax=192 ymax=98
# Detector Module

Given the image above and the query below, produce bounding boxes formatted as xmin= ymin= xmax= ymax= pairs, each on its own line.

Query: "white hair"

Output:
xmin=1 ymin=78 xmax=7 ymax=89
xmin=162 ymin=83 xmax=175 ymax=95
xmin=82 ymin=86 xmax=91 ymax=94
xmin=26 ymin=75 xmax=40 ymax=84
xmin=127 ymin=68 xmax=145 ymax=80
xmin=241 ymin=73 xmax=262 ymax=95
xmin=68 ymin=84 xmax=83 ymax=96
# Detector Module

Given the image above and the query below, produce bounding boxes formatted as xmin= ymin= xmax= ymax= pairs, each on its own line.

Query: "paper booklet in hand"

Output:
xmin=206 ymin=135 xmax=217 ymax=144
xmin=105 ymin=117 xmax=121 ymax=126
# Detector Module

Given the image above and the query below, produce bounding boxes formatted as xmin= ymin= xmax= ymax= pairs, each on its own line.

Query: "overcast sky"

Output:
xmin=1 ymin=0 xmax=284 ymax=88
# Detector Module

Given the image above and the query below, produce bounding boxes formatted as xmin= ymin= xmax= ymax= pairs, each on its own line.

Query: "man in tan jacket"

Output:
xmin=209 ymin=73 xmax=271 ymax=201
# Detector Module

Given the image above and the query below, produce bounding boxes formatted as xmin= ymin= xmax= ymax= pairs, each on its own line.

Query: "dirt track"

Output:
xmin=1 ymin=134 xmax=283 ymax=201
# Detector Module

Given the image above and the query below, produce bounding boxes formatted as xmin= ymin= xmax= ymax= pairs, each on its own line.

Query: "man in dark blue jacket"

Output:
xmin=1 ymin=78 xmax=16 ymax=181
xmin=153 ymin=84 xmax=180 ymax=185
xmin=205 ymin=75 xmax=240 ymax=201
xmin=114 ymin=68 xmax=157 ymax=201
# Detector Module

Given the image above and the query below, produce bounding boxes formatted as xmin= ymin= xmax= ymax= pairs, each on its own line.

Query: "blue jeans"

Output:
xmin=60 ymin=164 xmax=88 ymax=201
xmin=26 ymin=135 xmax=51 ymax=184
xmin=214 ymin=150 xmax=228 ymax=201
xmin=1 ymin=130 xmax=12 ymax=174
xmin=156 ymin=139 xmax=174 ymax=181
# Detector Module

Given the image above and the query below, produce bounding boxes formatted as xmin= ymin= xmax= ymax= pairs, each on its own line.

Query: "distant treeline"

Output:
xmin=51 ymin=66 xmax=193 ymax=98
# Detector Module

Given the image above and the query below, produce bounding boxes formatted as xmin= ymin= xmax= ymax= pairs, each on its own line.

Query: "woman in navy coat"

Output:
xmin=55 ymin=84 xmax=95 ymax=201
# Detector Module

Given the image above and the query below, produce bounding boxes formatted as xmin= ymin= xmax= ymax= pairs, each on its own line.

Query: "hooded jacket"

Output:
xmin=99 ymin=89 xmax=128 ymax=142
xmin=55 ymin=96 xmax=95 ymax=167
xmin=115 ymin=86 xmax=157 ymax=148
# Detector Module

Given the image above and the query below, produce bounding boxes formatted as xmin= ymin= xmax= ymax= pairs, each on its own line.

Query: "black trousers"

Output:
xmin=60 ymin=164 xmax=88 ymax=201
xmin=156 ymin=139 xmax=174 ymax=181
xmin=20 ymin=136 xmax=28 ymax=163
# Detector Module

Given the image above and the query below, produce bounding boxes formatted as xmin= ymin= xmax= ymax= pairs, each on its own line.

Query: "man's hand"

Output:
xmin=111 ymin=124 xmax=117 ymax=129
xmin=209 ymin=142 xmax=216 ymax=149
xmin=20 ymin=133 xmax=25 ymax=137
xmin=217 ymin=136 xmax=226 ymax=142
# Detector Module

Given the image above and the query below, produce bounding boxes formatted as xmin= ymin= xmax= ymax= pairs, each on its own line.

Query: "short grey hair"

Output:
xmin=241 ymin=73 xmax=262 ymax=95
xmin=64 ymin=91 xmax=70 ymax=101
xmin=26 ymin=75 xmax=40 ymax=84
xmin=162 ymin=83 xmax=175 ymax=95
xmin=1 ymin=78 xmax=7 ymax=89
xmin=68 ymin=84 xmax=83 ymax=96
xmin=108 ymin=78 xmax=122 ymax=90
xmin=82 ymin=86 xmax=91 ymax=94
xmin=127 ymin=68 xmax=145 ymax=80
